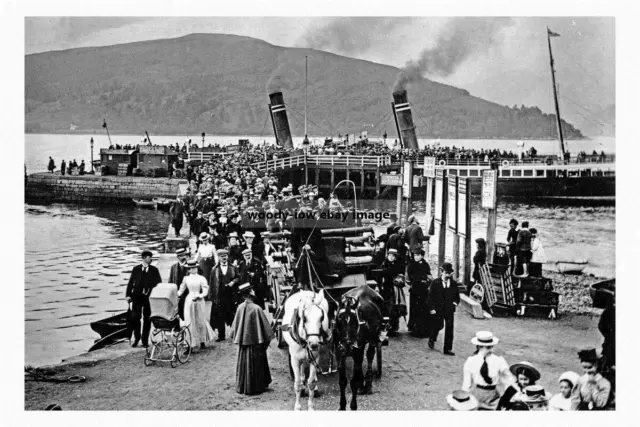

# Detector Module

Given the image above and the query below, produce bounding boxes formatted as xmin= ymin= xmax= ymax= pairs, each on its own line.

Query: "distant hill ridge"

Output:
xmin=25 ymin=33 xmax=583 ymax=139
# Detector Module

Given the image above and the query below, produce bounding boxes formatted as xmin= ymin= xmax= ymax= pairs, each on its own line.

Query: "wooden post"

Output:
xmin=435 ymin=169 xmax=447 ymax=268
xmin=315 ymin=168 xmax=320 ymax=187
xmin=425 ymin=177 xmax=433 ymax=257
xmin=448 ymin=176 xmax=460 ymax=278
xmin=484 ymin=164 xmax=499 ymax=261
xmin=376 ymin=169 xmax=381 ymax=195
xmin=304 ymin=166 xmax=308 ymax=185
xmin=331 ymin=167 xmax=335 ymax=190
xmin=396 ymin=187 xmax=402 ymax=223
xmin=346 ymin=167 xmax=350 ymax=186
xmin=360 ymin=168 xmax=365 ymax=193
xmin=463 ymin=190 xmax=472 ymax=290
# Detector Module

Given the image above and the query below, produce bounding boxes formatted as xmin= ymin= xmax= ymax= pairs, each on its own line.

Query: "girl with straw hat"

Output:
xmin=461 ymin=331 xmax=515 ymax=410
xmin=497 ymin=361 xmax=541 ymax=410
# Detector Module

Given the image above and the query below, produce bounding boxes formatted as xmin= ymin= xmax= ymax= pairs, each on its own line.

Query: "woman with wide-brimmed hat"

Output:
xmin=497 ymin=361 xmax=541 ymax=410
xmin=196 ymin=232 xmax=216 ymax=286
xmin=462 ymin=331 xmax=515 ymax=410
xmin=178 ymin=260 xmax=216 ymax=350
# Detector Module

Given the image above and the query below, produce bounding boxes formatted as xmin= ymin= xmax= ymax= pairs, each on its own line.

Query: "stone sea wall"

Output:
xmin=25 ymin=173 xmax=187 ymax=204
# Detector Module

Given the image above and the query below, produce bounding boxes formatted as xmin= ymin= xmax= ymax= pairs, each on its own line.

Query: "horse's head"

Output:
xmin=295 ymin=290 xmax=327 ymax=351
xmin=335 ymin=295 xmax=363 ymax=353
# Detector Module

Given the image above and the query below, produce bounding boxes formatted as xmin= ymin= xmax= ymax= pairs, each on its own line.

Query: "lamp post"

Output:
xmin=201 ymin=132 xmax=205 ymax=146
xmin=90 ymin=137 xmax=94 ymax=173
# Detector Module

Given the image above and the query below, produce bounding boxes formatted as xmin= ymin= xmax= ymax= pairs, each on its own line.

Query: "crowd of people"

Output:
xmin=119 ymin=142 xmax=614 ymax=408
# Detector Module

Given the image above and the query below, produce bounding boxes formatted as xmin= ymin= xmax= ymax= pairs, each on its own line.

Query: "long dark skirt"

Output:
xmin=409 ymin=292 xmax=430 ymax=337
xmin=236 ymin=344 xmax=272 ymax=395
xmin=199 ymin=258 xmax=214 ymax=286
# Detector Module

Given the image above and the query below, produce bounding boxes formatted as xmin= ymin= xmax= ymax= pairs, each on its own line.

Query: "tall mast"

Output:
xmin=305 ymin=55 xmax=308 ymax=138
xmin=547 ymin=27 xmax=566 ymax=159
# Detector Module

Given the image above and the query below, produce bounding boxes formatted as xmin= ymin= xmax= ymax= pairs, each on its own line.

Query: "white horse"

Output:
xmin=281 ymin=289 xmax=330 ymax=411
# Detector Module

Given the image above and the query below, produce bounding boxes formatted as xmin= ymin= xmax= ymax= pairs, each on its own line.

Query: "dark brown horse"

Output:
xmin=334 ymin=284 xmax=386 ymax=410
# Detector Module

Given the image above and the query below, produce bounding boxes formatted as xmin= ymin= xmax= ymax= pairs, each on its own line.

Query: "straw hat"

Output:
xmin=471 ymin=331 xmax=499 ymax=346
xmin=521 ymin=385 xmax=552 ymax=404
xmin=243 ymin=231 xmax=255 ymax=238
xmin=509 ymin=361 xmax=541 ymax=382
xmin=387 ymin=248 xmax=398 ymax=256
xmin=186 ymin=260 xmax=198 ymax=269
xmin=446 ymin=390 xmax=478 ymax=411
xmin=199 ymin=232 xmax=210 ymax=242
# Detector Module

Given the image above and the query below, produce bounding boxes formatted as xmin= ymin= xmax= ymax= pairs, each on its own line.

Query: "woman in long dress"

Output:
xmin=178 ymin=260 xmax=215 ymax=350
xmin=196 ymin=232 xmax=217 ymax=323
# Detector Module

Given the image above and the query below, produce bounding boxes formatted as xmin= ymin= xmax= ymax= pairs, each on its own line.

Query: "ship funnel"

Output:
xmin=268 ymin=92 xmax=294 ymax=150
xmin=391 ymin=90 xmax=419 ymax=150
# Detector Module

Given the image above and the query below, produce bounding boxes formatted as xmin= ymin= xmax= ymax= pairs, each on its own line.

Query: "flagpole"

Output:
xmin=547 ymin=28 xmax=566 ymax=160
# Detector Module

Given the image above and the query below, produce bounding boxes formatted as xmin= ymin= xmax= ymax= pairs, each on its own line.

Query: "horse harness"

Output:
xmin=281 ymin=300 xmax=329 ymax=370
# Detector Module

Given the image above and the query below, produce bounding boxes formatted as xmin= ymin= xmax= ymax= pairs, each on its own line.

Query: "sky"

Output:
xmin=25 ymin=17 xmax=615 ymax=131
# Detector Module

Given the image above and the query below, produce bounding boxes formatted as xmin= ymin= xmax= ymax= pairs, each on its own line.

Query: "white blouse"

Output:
xmin=197 ymin=243 xmax=217 ymax=262
xmin=178 ymin=274 xmax=209 ymax=301
xmin=462 ymin=353 xmax=515 ymax=391
xmin=531 ymin=237 xmax=548 ymax=263
xmin=549 ymin=393 xmax=572 ymax=411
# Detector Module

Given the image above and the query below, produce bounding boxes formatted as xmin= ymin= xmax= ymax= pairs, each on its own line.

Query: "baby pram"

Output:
xmin=144 ymin=283 xmax=192 ymax=368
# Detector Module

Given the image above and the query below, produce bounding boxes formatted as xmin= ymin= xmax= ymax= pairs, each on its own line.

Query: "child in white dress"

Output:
xmin=549 ymin=371 xmax=579 ymax=410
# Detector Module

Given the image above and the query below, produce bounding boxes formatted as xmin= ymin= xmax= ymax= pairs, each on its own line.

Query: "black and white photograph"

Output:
xmin=8 ymin=0 xmax=635 ymax=421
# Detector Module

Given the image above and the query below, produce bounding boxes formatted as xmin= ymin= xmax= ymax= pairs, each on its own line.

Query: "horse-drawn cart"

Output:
xmin=265 ymin=225 xmax=380 ymax=348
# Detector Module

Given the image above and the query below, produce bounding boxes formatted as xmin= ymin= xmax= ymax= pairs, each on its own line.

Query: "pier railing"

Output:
xmin=406 ymin=155 xmax=616 ymax=169
xmin=251 ymin=154 xmax=393 ymax=172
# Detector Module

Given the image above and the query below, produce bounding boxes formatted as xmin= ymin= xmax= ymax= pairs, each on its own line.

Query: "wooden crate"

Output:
xmin=479 ymin=263 xmax=515 ymax=308
xmin=117 ymin=163 xmax=129 ymax=177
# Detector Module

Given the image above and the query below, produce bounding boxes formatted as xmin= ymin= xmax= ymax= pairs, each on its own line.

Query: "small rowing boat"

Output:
xmin=132 ymin=198 xmax=157 ymax=208
xmin=589 ymin=278 xmax=615 ymax=309
xmin=89 ymin=311 xmax=129 ymax=351
xmin=153 ymin=197 xmax=172 ymax=210
xmin=554 ymin=259 xmax=588 ymax=274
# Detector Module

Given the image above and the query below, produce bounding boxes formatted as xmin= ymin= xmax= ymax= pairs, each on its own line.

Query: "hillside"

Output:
xmin=25 ymin=33 xmax=583 ymax=139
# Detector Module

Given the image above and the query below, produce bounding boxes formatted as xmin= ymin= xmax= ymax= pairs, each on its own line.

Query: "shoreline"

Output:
xmin=24 ymin=310 xmax=604 ymax=411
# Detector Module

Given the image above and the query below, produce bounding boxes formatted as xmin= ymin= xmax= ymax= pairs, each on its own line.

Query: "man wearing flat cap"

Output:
xmin=208 ymin=248 xmax=241 ymax=341
xmin=125 ymin=250 xmax=162 ymax=347
xmin=426 ymin=262 xmax=460 ymax=355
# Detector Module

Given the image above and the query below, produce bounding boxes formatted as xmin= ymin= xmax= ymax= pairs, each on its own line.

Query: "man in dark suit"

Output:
xmin=169 ymin=197 xmax=186 ymax=237
xmin=209 ymin=249 xmax=241 ymax=341
xmin=169 ymin=248 xmax=189 ymax=319
xmin=426 ymin=262 xmax=460 ymax=355
xmin=126 ymin=250 xmax=162 ymax=348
